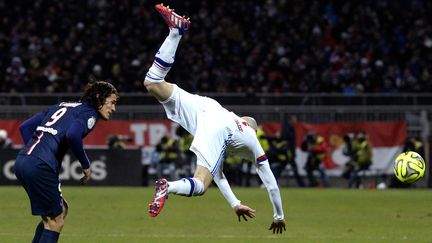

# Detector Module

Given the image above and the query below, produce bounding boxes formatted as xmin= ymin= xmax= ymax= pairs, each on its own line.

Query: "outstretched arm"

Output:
xmin=213 ymin=171 xmax=256 ymax=221
xmin=256 ymin=161 xmax=286 ymax=234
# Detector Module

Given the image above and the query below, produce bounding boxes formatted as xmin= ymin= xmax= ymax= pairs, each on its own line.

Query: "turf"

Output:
xmin=1 ymin=186 xmax=431 ymax=243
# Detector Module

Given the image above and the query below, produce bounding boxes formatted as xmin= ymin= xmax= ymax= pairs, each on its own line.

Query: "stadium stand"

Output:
xmin=1 ymin=0 xmax=431 ymax=94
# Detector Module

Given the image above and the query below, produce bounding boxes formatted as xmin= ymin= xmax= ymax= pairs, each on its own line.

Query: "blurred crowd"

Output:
xmin=1 ymin=0 xmax=432 ymax=94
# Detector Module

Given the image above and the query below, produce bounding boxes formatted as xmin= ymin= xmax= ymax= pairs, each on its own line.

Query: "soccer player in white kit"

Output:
xmin=146 ymin=4 xmax=286 ymax=234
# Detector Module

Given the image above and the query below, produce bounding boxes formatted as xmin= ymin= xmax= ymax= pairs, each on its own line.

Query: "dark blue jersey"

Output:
xmin=19 ymin=102 xmax=99 ymax=172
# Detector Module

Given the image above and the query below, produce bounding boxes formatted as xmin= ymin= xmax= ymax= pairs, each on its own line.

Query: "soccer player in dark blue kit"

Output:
xmin=14 ymin=81 xmax=118 ymax=243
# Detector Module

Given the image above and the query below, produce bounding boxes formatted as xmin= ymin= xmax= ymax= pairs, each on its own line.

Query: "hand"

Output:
xmin=234 ymin=204 xmax=256 ymax=222
xmin=79 ymin=168 xmax=92 ymax=185
xmin=269 ymin=219 xmax=286 ymax=234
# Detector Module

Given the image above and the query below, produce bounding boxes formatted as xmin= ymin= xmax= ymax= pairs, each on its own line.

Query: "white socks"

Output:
xmin=146 ymin=28 xmax=183 ymax=82
xmin=168 ymin=178 xmax=205 ymax=197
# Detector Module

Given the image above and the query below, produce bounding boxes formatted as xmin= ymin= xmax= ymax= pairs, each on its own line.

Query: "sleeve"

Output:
xmin=255 ymin=160 xmax=285 ymax=220
xmin=213 ymin=170 xmax=241 ymax=208
xmin=75 ymin=109 xmax=98 ymax=135
xmin=19 ymin=112 xmax=45 ymax=144
xmin=66 ymin=121 xmax=91 ymax=169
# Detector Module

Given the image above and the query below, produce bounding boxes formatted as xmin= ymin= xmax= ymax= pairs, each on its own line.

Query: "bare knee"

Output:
xmin=143 ymin=79 xmax=173 ymax=101
xmin=42 ymin=213 xmax=65 ymax=232
xmin=143 ymin=79 xmax=158 ymax=93
xmin=143 ymin=79 xmax=153 ymax=89
xmin=193 ymin=165 xmax=214 ymax=195
xmin=42 ymin=200 xmax=68 ymax=232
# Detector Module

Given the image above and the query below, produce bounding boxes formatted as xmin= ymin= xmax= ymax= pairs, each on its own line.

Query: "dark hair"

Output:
xmin=80 ymin=81 xmax=119 ymax=109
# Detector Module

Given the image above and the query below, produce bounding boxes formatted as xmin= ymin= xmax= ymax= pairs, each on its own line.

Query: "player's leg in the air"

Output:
xmin=145 ymin=4 xmax=209 ymax=218
xmin=144 ymin=3 xmax=190 ymax=102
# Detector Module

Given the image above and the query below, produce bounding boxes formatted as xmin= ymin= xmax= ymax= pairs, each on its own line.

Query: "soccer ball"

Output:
xmin=393 ymin=151 xmax=426 ymax=184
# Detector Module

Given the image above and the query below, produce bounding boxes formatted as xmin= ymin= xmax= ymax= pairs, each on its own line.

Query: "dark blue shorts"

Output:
xmin=15 ymin=155 xmax=63 ymax=217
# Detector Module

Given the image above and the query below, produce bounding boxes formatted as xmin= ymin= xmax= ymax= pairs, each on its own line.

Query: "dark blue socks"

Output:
xmin=39 ymin=229 xmax=60 ymax=243
xmin=32 ymin=221 xmax=44 ymax=243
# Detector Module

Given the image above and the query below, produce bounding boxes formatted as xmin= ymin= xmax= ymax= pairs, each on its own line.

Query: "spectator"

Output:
xmin=0 ymin=129 xmax=12 ymax=149
xmin=106 ymin=134 xmax=133 ymax=149
xmin=281 ymin=115 xmax=305 ymax=187
xmin=5 ymin=57 xmax=27 ymax=92
xmin=403 ymin=136 xmax=425 ymax=157
xmin=342 ymin=131 xmax=373 ymax=188
xmin=176 ymin=126 xmax=196 ymax=176
xmin=301 ymin=131 xmax=330 ymax=187
xmin=154 ymin=135 xmax=180 ymax=180
xmin=267 ymin=130 xmax=304 ymax=187
xmin=257 ymin=125 xmax=270 ymax=154
xmin=224 ymin=155 xmax=243 ymax=186
xmin=341 ymin=133 xmax=356 ymax=179
xmin=267 ymin=131 xmax=290 ymax=181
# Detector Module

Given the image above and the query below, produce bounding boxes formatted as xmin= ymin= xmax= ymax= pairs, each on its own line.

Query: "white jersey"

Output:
xmin=161 ymin=85 xmax=267 ymax=175
xmin=161 ymin=84 xmax=284 ymax=220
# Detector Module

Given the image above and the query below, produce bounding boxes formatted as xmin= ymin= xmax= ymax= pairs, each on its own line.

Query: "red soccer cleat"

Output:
xmin=149 ymin=178 xmax=169 ymax=217
xmin=155 ymin=3 xmax=190 ymax=30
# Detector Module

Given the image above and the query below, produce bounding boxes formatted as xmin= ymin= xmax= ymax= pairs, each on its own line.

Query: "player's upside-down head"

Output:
xmin=241 ymin=116 xmax=258 ymax=132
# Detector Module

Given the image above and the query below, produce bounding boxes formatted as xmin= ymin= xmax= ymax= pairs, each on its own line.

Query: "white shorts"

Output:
xmin=161 ymin=85 xmax=266 ymax=176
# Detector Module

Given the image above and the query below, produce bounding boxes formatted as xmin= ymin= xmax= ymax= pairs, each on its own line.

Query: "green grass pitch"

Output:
xmin=1 ymin=186 xmax=432 ymax=242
